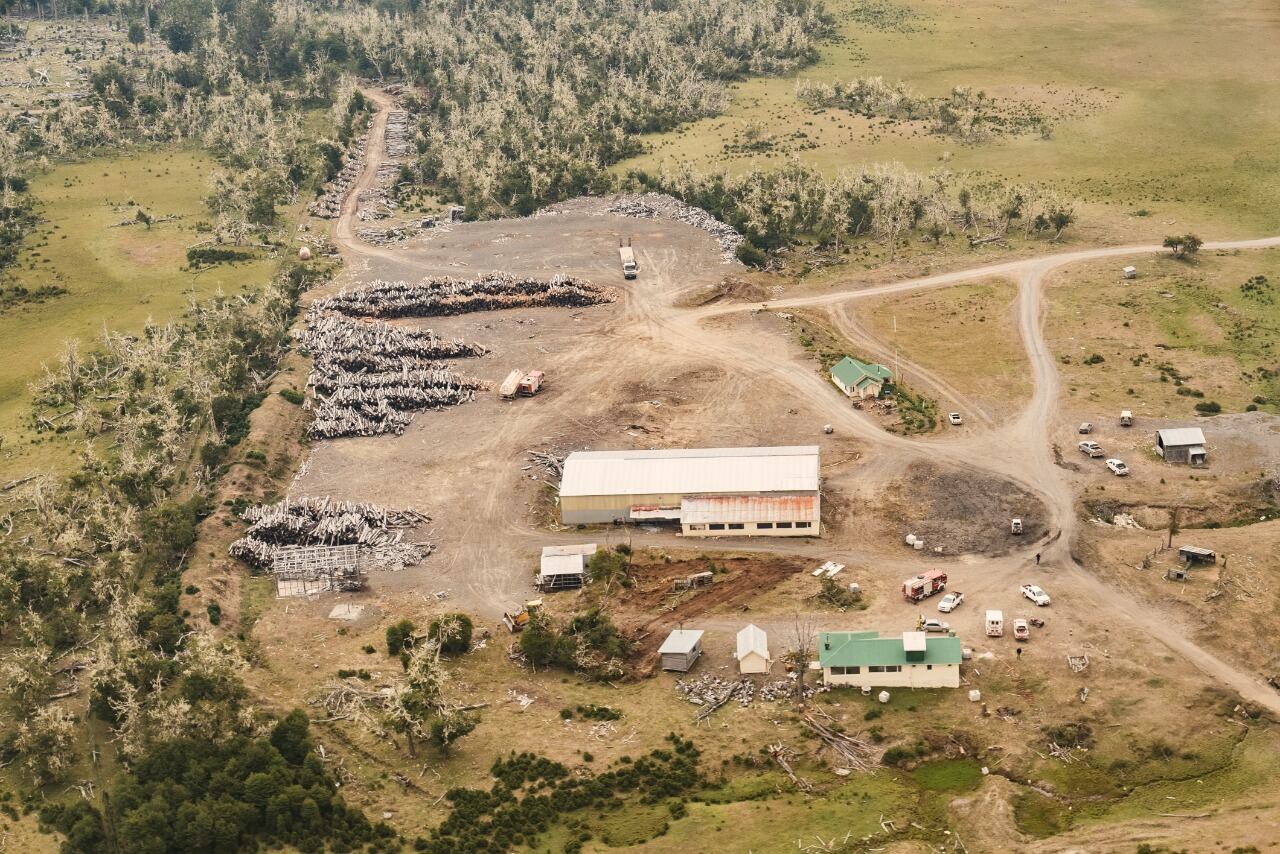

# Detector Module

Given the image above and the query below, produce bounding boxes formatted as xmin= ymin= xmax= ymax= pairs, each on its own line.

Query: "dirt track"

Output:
xmin=306 ymin=91 xmax=1280 ymax=716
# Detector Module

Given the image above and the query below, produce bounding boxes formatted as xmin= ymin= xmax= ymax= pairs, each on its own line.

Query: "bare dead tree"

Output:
xmin=787 ymin=612 xmax=819 ymax=702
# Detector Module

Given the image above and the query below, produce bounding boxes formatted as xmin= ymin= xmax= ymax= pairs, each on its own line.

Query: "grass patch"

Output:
xmin=911 ymin=759 xmax=983 ymax=792
xmin=1013 ymin=791 xmax=1072 ymax=838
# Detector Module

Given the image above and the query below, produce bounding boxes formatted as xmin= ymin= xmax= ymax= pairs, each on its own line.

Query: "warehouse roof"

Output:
xmin=560 ymin=446 xmax=820 ymax=497
xmin=1157 ymin=427 xmax=1206 ymax=447
xmin=818 ymin=631 xmax=963 ymax=668
xmin=681 ymin=494 xmax=818 ymax=524
xmin=658 ymin=629 xmax=704 ymax=655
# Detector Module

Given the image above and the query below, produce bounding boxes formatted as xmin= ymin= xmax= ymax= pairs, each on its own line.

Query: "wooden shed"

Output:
xmin=658 ymin=629 xmax=704 ymax=672
xmin=735 ymin=624 xmax=772 ymax=674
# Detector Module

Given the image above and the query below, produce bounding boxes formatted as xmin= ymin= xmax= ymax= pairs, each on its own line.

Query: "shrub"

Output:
xmin=386 ymin=618 xmax=418 ymax=655
xmin=736 ymin=241 xmax=768 ymax=268
xmin=278 ymin=387 xmax=305 ymax=405
xmin=880 ymin=746 xmax=914 ymax=767
xmin=1083 ymin=353 xmax=1105 ymax=365
xmin=186 ymin=246 xmax=252 ymax=267
xmin=1194 ymin=401 xmax=1221 ymax=414
xmin=205 ymin=602 xmax=222 ymax=625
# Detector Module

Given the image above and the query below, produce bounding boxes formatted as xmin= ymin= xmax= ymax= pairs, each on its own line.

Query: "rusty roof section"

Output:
xmin=680 ymin=494 xmax=818 ymax=524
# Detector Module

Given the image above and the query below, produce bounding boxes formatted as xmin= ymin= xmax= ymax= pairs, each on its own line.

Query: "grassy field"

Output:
xmin=620 ymin=0 xmax=1280 ymax=238
xmin=1046 ymin=249 xmax=1280 ymax=417
xmin=864 ymin=278 xmax=1031 ymax=416
xmin=0 ymin=149 xmax=278 ymax=479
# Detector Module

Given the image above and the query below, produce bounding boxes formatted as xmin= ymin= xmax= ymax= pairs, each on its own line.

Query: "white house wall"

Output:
xmin=822 ymin=663 xmax=960 ymax=689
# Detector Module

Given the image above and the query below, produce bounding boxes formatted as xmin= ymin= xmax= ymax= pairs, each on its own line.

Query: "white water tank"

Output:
xmin=905 ymin=533 xmax=916 ymax=546
xmin=968 ymin=689 xmax=981 ymax=702
xmin=914 ymin=539 xmax=924 ymax=550
xmin=878 ymin=690 xmax=891 ymax=704
xmin=298 ymin=246 xmax=312 ymax=261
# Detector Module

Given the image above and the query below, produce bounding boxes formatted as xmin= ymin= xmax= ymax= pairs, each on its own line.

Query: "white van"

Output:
xmin=986 ymin=610 xmax=1004 ymax=637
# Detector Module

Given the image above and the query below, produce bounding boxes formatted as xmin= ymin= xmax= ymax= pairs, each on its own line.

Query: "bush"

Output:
xmin=880 ymin=746 xmax=914 ymax=767
xmin=429 ymin=613 xmax=473 ymax=654
xmin=278 ymin=387 xmax=305 ymax=405
xmin=386 ymin=618 xmax=418 ymax=655
xmin=1194 ymin=401 xmax=1221 ymax=414
xmin=206 ymin=602 xmax=222 ymax=626
xmin=1083 ymin=353 xmax=1105 ymax=365
xmin=736 ymin=241 xmax=768 ymax=267
xmin=186 ymin=246 xmax=252 ymax=267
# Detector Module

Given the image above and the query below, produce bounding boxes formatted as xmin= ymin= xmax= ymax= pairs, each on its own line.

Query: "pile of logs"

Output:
xmin=313 ymin=273 xmax=616 ymax=319
xmin=608 ymin=192 xmax=745 ymax=263
xmin=384 ymin=109 xmax=415 ymax=159
xmin=309 ymin=134 xmax=367 ymax=219
xmin=800 ymin=710 xmax=878 ymax=773
xmin=356 ymin=225 xmax=418 ymax=246
xmin=356 ymin=186 xmax=397 ymax=221
xmin=299 ymin=313 xmax=487 ymax=439
xmin=229 ymin=497 xmax=431 ymax=570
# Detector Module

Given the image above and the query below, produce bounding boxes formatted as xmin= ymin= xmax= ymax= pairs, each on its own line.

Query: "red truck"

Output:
xmin=902 ymin=570 xmax=948 ymax=602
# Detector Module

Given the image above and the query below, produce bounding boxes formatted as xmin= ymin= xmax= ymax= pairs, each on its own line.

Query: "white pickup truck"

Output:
xmin=1021 ymin=583 xmax=1051 ymax=606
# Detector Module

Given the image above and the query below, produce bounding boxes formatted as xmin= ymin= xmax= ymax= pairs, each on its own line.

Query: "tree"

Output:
xmin=386 ymin=618 xmax=417 ymax=656
xmin=587 ymin=546 xmax=631 ymax=592
xmin=786 ymin=613 xmax=819 ymax=702
xmin=385 ymin=640 xmax=475 ymax=757
xmin=135 ymin=208 xmax=152 ymax=229
xmin=1048 ymin=205 xmax=1075 ymax=240
xmin=1164 ymin=233 xmax=1202 ymax=259
xmin=428 ymin=613 xmax=473 ymax=654
xmin=127 ymin=21 xmax=146 ymax=49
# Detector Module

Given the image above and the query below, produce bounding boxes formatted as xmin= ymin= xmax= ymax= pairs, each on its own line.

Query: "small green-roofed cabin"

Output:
xmin=830 ymin=356 xmax=893 ymax=400
xmin=818 ymin=630 xmax=962 ymax=688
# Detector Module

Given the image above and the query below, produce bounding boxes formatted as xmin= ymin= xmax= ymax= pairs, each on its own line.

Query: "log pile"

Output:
xmin=309 ymin=134 xmax=367 ymax=219
xmin=229 ymin=497 xmax=432 ymax=571
xmin=356 ymin=186 xmax=397 ymax=221
xmin=298 ymin=313 xmax=487 ymax=439
xmin=800 ymin=710 xmax=878 ymax=773
xmin=313 ymin=273 xmax=616 ymax=319
xmin=384 ymin=109 xmax=415 ymax=159
xmin=356 ymin=225 xmax=419 ymax=246
xmin=608 ymin=192 xmax=745 ymax=263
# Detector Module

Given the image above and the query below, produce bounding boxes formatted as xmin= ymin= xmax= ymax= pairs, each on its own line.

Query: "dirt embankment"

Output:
xmin=882 ymin=461 xmax=1050 ymax=556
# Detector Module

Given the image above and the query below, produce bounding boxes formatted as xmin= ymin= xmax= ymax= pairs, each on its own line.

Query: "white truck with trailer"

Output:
xmin=619 ymin=238 xmax=638 ymax=279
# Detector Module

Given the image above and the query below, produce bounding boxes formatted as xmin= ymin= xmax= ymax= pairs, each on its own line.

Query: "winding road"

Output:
xmin=330 ymin=92 xmax=1280 ymax=715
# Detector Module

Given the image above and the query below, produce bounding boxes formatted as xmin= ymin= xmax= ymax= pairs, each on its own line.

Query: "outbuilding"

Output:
xmin=558 ymin=446 xmax=821 ymax=536
xmin=734 ymin=624 xmax=772 ymax=674
xmin=830 ymin=356 xmax=893 ymax=400
xmin=818 ymin=630 xmax=962 ymax=689
xmin=1155 ymin=427 xmax=1207 ymax=465
xmin=658 ymin=629 xmax=704 ymax=672
xmin=537 ymin=543 xmax=597 ymax=590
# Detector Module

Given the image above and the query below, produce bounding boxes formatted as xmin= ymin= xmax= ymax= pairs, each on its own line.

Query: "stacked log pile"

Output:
xmin=309 ymin=134 xmax=367 ymax=219
xmin=384 ymin=109 xmax=415 ymax=159
xmin=313 ymin=273 xmax=616 ymax=319
xmin=608 ymin=192 xmax=745 ymax=263
xmin=356 ymin=225 xmax=419 ymax=246
xmin=299 ymin=314 xmax=487 ymax=439
xmin=229 ymin=497 xmax=431 ymax=571
xmin=356 ymin=186 xmax=397 ymax=221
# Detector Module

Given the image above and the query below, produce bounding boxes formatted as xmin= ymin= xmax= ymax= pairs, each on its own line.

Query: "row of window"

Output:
xmin=687 ymin=521 xmax=814 ymax=531
xmin=828 ymin=664 xmax=937 ymax=675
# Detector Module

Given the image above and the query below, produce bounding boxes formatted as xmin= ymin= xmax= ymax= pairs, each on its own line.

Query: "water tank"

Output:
xmin=878 ymin=691 xmax=891 ymax=704
xmin=968 ymin=689 xmax=981 ymax=702
xmin=860 ymin=685 xmax=872 ymax=696
xmin=913 ymin=539 xmax=924 ymax=550
xmin=297 ymin=246 xmax=312 ymax=261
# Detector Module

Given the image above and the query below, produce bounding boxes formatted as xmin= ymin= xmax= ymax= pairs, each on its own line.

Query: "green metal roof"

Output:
xmin=818 ymin=631 xmax=963 ymax=668
xmin=830 ymin=357 xmax=893 ymax=388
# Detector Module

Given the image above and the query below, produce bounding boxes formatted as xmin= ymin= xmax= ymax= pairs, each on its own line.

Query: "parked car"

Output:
xmin=1078 ymin=440 xmax=1104 ymax=458
xmin=919 ymin=618 xmax=950 ymax=633
xmin=948 ymin=412 xmax=963 ymax=426
xmin=1021 ymin=584 xmax=1051 ymax=606
xmin=1106 ymin=458 xmax=1130 ymax=476
xmin=937 ymin=592 xmax=965 ymax=613
xmin=1078 ymin=422 xmax=1093 ymax=434
xmin=1013 ymin=618 xmax=1030 ymax=641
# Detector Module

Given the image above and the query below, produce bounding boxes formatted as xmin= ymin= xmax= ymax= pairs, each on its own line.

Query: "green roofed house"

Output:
xmin=818 ymin=630 xmax=962 ymax=689
xmin=830 ymin=356 xmax=893 ymax=400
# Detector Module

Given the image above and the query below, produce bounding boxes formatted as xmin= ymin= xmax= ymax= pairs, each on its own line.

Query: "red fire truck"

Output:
xmin=902 ymin=570 xmax=948 ymax=602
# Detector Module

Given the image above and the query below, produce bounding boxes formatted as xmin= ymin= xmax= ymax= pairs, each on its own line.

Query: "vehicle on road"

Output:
xmin=1106 ymin=458 xmax=1130 ymax=476
xmin=1021 ymin=584 xmax=1051 ymax=606
xmin=1078 ymin=422 xmax=1093 ymax=434
xmin=1120 ymin=410 xmax=1133 ymax=427
xmin=937 ymin=592 xmax=964 ymax=612
xmin=1078 ymin=440 xmax=1104 ymax=458
xmin=948 ymin=412 xmax=963 ymax=426
xmin=903 ymin=570 xmax=947 ymax=602
xmin=1013 ymin=618 xmax=1030 ymax=641
xmin=986 ymin=610 xmax=1004 ymax=637
xmin=1010 ymin=518 xmax=1024 ymax=535
xmin=919 ymin=618 xmax=950 ymax=633
xmin=618 ymin=238 xmax=638 ymax=279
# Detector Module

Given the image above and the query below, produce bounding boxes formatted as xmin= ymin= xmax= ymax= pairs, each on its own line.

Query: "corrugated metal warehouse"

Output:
xmin=558 ymin=446 xmax=820 ymax=536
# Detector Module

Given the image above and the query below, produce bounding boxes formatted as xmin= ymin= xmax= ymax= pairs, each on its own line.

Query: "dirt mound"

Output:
xmin=675 ymin=276 xmax=771 ymax=307
xmin=884 ymin=462 xmax=1049 ymax=555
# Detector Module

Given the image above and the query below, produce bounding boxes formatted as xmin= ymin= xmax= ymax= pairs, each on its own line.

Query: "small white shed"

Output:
xmin=658 ymin=629 xmax=704 ymax=672
xmin=538 ymin=543 xmax=597 ymax=591
xmin=734 ymin=624 xmax=772 ymax=674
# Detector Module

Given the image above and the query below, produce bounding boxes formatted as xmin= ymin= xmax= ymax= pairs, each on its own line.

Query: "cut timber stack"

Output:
xmin=229 ymin=497 xmax=432 ymax=571
xmin=298 ymin=314 xmax=487 ymax=439
xmin=312 ymin=273 xmax=616 ymax=319
xmin=383 ymin=109 xmax=415 ymax=159
xmin=309 ymin=134 xmax=367 ymax=219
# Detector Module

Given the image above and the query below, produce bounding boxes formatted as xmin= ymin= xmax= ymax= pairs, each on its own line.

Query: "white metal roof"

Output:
xmin=902 ymin=631 xmax=927 ymax=652
xmin=541 ymin=543 xmax=598 ymax=558
xmin=681 ymin=494 xmax=818 ymax=524
xmin=736 ymin=624 xmax=769 ymax=659
xmin=560 ymin=446 xmax=820 ymax=498
xmin=539 ymin=553 xmax=585 ymax=577
xmin=1157 ymin=427 xmax=1206 ymax=447
xmin=658 ymin=629 xmax=704 ymax=655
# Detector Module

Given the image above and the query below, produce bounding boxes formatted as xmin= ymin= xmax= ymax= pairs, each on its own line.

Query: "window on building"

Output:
xmin=709 ymin=523 xmax=725 ymax=530
xmin=926 ymin=665 xmax=932 ymax=670
xmin=776 ymin=522 xmax=793 ymax=529
xmin=757 ymin=522 xmax=774 ymax=529
xmin=688 ymin=524 xmax=706 ymax=530
xmin=886 ymin=665 xmax=901 ymax=673
xmin=796 ymin=522 xmax=812 ymax=529
xmin=728 ymin=523 xmax=745 ymax=530
xmin=830 ymin=666 xmax=846 ymax=675
xmin=868 ymin=665 xmax=885 ymax=673
xmin=849 ymin=666 xmax=860 ymax=674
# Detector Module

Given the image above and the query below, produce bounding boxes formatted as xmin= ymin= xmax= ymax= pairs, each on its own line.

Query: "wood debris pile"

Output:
xmin=229 ymin=496 xmax=431 ymax=571
xmin=384 ymin=109 xmax=415 ymax=159
xmin=309 ymin=134 xmax=367 ymax=219
xmin=299 ymin=312 xmax=487 ymax=439
xmin=356 ymin=186 xmax=397 ymax=221
xmin=312 ymin=273 xmax=616 ymax=319
xmin=800 ymin=711 xmax=877 ymax=773
xmin=607 ymin=192 xmax=745 ymax=263
xmin=356 ymin=225 xmax=419 ymax=246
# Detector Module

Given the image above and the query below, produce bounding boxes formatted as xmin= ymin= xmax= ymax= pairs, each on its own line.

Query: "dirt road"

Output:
xmin=318 ymin=90 xmax=1280 ymax=714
